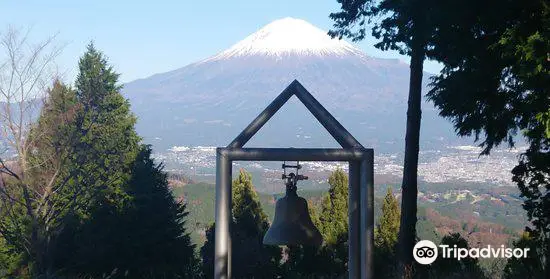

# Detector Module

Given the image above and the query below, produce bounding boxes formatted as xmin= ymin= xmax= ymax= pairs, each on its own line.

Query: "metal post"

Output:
xmin=360 ymin=151 xmax=375 ymax=279
xmin=215 ymin=149 xmax=232 ymax=279
xmin=348 ymin=161 xmax=361 ymax=279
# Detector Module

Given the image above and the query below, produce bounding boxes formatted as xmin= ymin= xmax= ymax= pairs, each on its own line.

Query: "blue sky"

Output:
xmin=2 ymin=0 xmax=442 ymax=83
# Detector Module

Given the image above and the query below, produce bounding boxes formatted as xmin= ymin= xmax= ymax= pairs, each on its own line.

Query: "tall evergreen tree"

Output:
xmin=125 ymin=145 xmax=198 ymax=278
xmin=49 ymin=43 xmax=139 ymax=275
xmin=373 ymin=187 xmax=401 ymax=278
xmin=46 ymin=44 xmax=200 ymax=278
xmin=201 ymin=169 xmax=282 ymax=278
xmin=318 ymin=168 xmax=348 ymax=245
xmin=329 ymin=1 xmax=445 ymax=273
xmin=375 ymin=187 xmax=400 ymax=252
xmin=284 ymin=169 xmax=349 ymax=278
xmin=71 ymin=145 xmax=199 ymax=278
xmin=71 ymin=42 xmax=140 ymax=209
xmin=317 ymin=168 xmax=349 ymax=277
xmin=425 ymin=0 xmax=549 ymax=275
xmin=25 ymin=80 xmax=79 ymax=275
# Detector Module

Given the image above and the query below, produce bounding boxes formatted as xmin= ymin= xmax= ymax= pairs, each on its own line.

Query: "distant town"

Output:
xmin=157 ymin=144 xmax=523 ymax=189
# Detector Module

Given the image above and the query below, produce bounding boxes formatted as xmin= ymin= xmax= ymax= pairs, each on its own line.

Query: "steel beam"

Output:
xmin=348 ymin=161 xmax=361 ymax=279
xmin=214 ymin=149 xmax=232 ymax=279
xmin=222 ymin=148 xmax=368 ymax=161
xmin=360 ymin=150 xmax=375 ymax=279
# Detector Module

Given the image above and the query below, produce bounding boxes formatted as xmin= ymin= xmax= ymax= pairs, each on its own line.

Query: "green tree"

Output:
xmin=0 ymin=236 xmax=24 ymax=278
xmin=427 ymin=233 xmax=486 ymax=279
xmin=70 ymin=42 xmax=140 ymax=207
xmin=25 ymin=80 xmax=79 ymax=275
xmin=68 ymin=145 xmax=199 ymax=278
xmin=0 ymin=27 xmax=67 ymax=277
xmin=329 ymin=1 xmax=443 ymax=273
xmin=375 ymin=187 xmax=400 ymax=251
xmin=536 ymin=109 xmax=550 ymax=139
xmin=0 ymin=80 xmax=81 ymax=277
xmin=45 ymin=45 xmax=201 ymax=278
xmin=284 ymin=169 xmax=349 ymax=278
xmin=318 ymin=168 xmax=348 ymax=245
xmin=374 ymin=187 xmax=400 ymax=278
xmin=123 ymin=145 xmax=198 ymax=278
xmin=317 ymin=168 xmax=349 ymax=278
xmin=425 ymin=0 xmax=549 ymax=275
xmin=503 ymin=231 xmax=544 ymax=279
xmin=374 ymin=188 xmax=400 ymax=278
xmin=201 ymin=169 xmax=282 ymax=278
xmin=48 ymin=43 xmax=140 ymax=275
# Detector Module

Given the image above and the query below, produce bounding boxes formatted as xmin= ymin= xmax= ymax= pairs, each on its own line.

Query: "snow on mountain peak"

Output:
xmin=204 ymin=17 xmax=365 ymax=61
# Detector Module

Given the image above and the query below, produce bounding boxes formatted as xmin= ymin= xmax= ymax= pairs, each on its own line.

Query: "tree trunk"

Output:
xmin=397 ymin=44 xmax=425 ymax=278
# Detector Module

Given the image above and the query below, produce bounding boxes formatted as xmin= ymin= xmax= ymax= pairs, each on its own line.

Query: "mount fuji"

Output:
xmin=123 ymin=18 xmax=460 ymax=153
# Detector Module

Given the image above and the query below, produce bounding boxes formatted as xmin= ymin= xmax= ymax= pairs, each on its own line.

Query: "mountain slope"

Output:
xmin=123 ymin=17 xmax=460 ymax=152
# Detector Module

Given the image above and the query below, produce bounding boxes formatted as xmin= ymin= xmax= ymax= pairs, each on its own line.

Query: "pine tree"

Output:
xmin=71 ymin=42 xmax=140 ymax=208
xmin=424 ymin=1 xmax=549 ymax=274
xmin=201 ymin=169 xmax=282 ymax=278
xmin=317 ymin=168 xmax=349 ymax=277
xmin=318 ymin=168 xmax=348 ymax=245
xmin=232 ymin=170 xmax=269 ymax=237
xmin=373 ymin=187 xmax=400 ymax=278
xmin=375 ymin=187 xmax=400 ymax=252
xmin=50 ymin=43 xmax=140 ymax=275
xmin=26 ymin=80 xmax=79 ymax=221
xmin=329 ymin=1 xmax=441 ymax=271
xmin=109 ymin=145 xmax=199 ymax=278
xmin=284 ymin=169 xmax=349 ymax=278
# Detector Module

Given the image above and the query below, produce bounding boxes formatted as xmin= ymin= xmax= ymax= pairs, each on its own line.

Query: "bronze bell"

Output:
xmin=263 ymin=163 xmax=323 ymax=246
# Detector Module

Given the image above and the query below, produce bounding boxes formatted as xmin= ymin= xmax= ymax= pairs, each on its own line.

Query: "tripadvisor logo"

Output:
xmin=413 ymin=240 xmax=439 ymax=264
xmin=413 ymin=240 xmax=530 ymax=265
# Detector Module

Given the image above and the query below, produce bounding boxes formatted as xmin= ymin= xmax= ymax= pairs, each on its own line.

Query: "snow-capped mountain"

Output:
xmin=201 ymin=18 xmax=366 ymax=60
xmin=123 ymin=17 xmax=461 ymax=152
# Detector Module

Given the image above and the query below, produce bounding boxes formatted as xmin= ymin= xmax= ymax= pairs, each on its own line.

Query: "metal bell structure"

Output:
xmin=263 ymin=162 xmax=323 ymax=246
xmin=214 ymin=80 xmax=375 ymax=279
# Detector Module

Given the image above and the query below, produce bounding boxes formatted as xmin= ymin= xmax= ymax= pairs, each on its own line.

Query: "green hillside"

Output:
xmin=172 ymin=183 xmax=328 ymax=245
xmin=172 ymin=181 xmax=524 ymax=254
xmin=171 ymin=183 xmax=442 ymax=247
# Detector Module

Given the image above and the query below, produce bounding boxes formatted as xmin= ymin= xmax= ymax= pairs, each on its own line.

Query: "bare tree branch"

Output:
xmin=0 ymin=26 xmax=66 ymax=269
xmin=0 ymin=26 xmax=63 ymax=172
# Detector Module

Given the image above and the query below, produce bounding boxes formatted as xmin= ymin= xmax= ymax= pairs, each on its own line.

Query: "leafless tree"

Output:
xmin=0 ymin=26 xmax=62 ymax=171
xmin=0 ymin=25 xmax=65 ymax=275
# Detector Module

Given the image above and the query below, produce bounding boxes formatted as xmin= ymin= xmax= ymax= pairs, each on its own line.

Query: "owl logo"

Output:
xmin=413 ymin=240 xmax=438 ymax=265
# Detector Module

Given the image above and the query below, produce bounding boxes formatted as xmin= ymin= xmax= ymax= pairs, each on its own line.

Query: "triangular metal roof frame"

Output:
xmin=228 ymin=79 xmax=364 ymax=149
xmin=215 ymin=80 xmax=374 ymax=279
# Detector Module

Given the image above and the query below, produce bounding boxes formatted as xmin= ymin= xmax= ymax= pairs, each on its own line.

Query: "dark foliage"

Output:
xmin=426 ymin=0 xmax=549 ymax=275
xmin=200 ymin=170 xmax=282 ymax=279
xmin=503 ymin=232 xmax=544 ymax=279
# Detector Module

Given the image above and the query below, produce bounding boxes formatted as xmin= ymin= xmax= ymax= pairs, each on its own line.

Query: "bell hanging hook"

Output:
xmin=282 ymin=161 xmax=308 ymax=194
